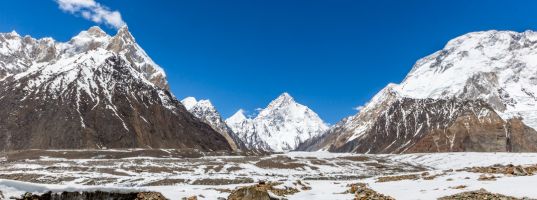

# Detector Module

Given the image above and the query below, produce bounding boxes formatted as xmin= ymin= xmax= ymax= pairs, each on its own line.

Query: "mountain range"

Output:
xmin=2 ymin=27 xmax=537 ymax=153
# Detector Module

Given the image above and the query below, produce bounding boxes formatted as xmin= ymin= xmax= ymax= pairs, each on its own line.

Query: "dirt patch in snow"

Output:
xmin=438 ymin=189 xmax=523 ymax=200
xmin=340 ymin=156 xmax=371 ymax=162
xmin=462 ymin=164 xmax=537 ymax=176
xmin=347 ymin=183 xmax=395 ymax=200
xmin=191 ymin=177 xmax=254 ymax=185
xmin=4 ymin=149 xmax=266 ymax=162
xmin=143 ymin=178 xmax=188 ymax=186
xmin=228 ymin=182 xmax=299 ymax=200
xmin=376 ymin=174 xmax=420 ymax=182
xmin=255 ymin=156 xmax=307 ymax=169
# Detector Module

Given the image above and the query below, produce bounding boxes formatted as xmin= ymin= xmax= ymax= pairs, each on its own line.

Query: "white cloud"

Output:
xmin=55 ymin=0 xmax=126 ymax=29
xmin=353 ymin=105 xmax=364 ymax=111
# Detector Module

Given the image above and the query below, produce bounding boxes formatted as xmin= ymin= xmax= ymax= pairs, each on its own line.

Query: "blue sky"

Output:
xmin=1 ymin=0 xmax=537 ymax=123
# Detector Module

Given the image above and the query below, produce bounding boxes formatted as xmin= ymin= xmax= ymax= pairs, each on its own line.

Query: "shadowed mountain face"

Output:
xmin=0 ymin=27 xmax=231 ymax=151
xmin=336 ymin=98 xmax=537 ymax=153
xmin=300 ymin=95 xmax=537 ymax=153
xmin=182 ymin=97 xmax=247 ymax=151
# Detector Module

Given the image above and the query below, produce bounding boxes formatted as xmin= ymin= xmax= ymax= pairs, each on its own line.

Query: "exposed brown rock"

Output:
xmin=377 ymin=174 xmax=420 ymax=182
xmin=450 ymin=185 xmax=467 ymax=190
xmin=191 ymin=178 xmax=254 ymax=185
xmin=347 ymin=183 xmax=395 ymax=200
xmin=182 ymin=196 xmax=197 ymax=200
xmin=478 ymin=174 xmax=497 ymax=181
xmin=227 ymin=182 xmax=299 ymax=200
xmin=255 ymin=156 xmax=306 ymax=169
xmin=463 ymin=164 xmax=537 ymax=177
xmin=438 ymin=189 xmax=522 ymax=200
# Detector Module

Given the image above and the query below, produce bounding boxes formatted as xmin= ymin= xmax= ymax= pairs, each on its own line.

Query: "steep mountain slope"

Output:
xmin=181 ymin=97 xmax=245 ymax=151
xmin=0 ymin=26 xmax=231 ymax=151
xmin=226 ymin=93 xmax=328 ymax=152
xmin=300 ymin=30 xmax=537 ymax=153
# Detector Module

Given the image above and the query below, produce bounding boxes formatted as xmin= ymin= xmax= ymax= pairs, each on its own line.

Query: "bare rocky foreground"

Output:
xmin=1 ymin=150 xmax=537 ymax=199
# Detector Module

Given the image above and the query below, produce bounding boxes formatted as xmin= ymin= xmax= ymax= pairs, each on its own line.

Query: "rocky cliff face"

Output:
xmin=300 ymin=30 xmax=537 ymax=153
xmin=330 ymin=97 xmax=537 ymax=153
xmin=0 ymin=26 xmax=231 ymax=151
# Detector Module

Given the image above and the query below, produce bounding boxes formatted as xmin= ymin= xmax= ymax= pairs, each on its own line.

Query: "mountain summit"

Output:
xmin=226 ymin=93 xmax=328 ymax=152
xmin=0 ymin=27 xmax=231 ymax=151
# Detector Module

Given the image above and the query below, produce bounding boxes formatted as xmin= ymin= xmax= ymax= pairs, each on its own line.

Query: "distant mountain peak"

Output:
xmin=182 ymin=97 xmax=242 ymax=151
xmin=181 ymin=97 xmax=198 ymax=110
xmin=87 ymin=26 xmax=107 ymax=37
xmin=227 ymin=109 xmax=248 ymax=123
xmin=226 ymin=93 xmax=328 ymax=152
xmin=7 ymin=30 xmax=19 ymax=37
xmin=269 ymin=92 xmax=294 ymax=105
xmin=112 ymin=25 xmax=135 ymax=44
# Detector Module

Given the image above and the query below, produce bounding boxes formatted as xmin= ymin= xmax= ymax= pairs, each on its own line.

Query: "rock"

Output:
xmin=182 ymin=196 xmax=197 ymax=200
xmin=464 ymin=164 xmax=536 ymax=177
xmin=450 ymin=185 xmax=467 ymax=190
xmin=376 ymin=174 xmax=420 ymax=182
xmin=478 ymin=174 xmax=497 ymax=181
xmin=227 ymin=182 xmax=299 ymax=200
xmin=438 ymin=189 xmax=522 ymax=200
xmin=347 ymin=183 xmax=395 ymax=200
xmin=0 ymin=190 xmax=3 ymax=200
xmin=513 ymin=166 xmax=528 ymax=176
xmin=227 ymin=185 xmax=272 ymax=200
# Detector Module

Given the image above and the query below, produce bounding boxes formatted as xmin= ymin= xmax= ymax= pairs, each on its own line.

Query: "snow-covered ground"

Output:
xmin=1 ymin=151 xmax=537 ymax=199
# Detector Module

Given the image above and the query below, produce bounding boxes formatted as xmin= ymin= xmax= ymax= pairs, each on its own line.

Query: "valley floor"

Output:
xmin=0 ymin=150 xmax=537 ymax=199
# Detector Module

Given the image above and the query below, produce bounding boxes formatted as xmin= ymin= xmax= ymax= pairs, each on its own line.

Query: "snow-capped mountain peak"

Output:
xmin=0 ymin=26 xmax=168 ymax=89
xmin=226 ymin=93 xmax=328 ymax=152
xmin=181 ymin=97 xmax=199 ymax=110
xmin=227 ymin=109 xmax=248 ymax=124
xmin=181 ymin=97 xmax=241 ymax=151
xmin=396 ymin=30 xmax=537 ymax=129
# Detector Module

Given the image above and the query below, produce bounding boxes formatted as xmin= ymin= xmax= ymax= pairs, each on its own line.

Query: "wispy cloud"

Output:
xmin=353 ymin=105 xmax=364 ymax=111
xmin=55 ymin=0 xmax=126 ymax=29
